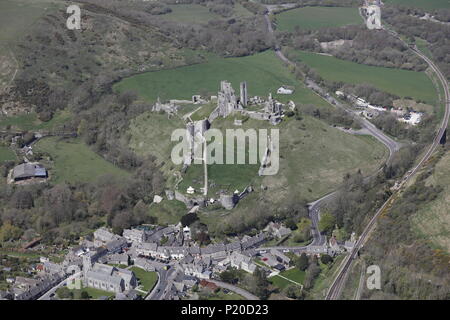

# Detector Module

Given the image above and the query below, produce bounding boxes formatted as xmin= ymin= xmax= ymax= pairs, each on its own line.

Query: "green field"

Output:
xmin=34 ymin=137 xmax=130 ymax=184
xmin=412 ymin=152 xmax=450 ymax=252
xmin=385 ymin=0 xmax=450 ymax=10
xmin=0 ymin=146 xmax=16 ymax=162
xmin=293 ymin=50 xmax=437 ymax=104
xmin=270 ymin=268 xmax=305 ymax=290
xmin=163 ymin=4 xmax=220 ymax=24
xmin=265 ymin=117 xmax=388 ymax=201
xmin=114 ymin=51 xmax=330 ymax=108
xmin=129 ymin=267 xmax=158 ymax=292
xmin=275 ymin=6 xmax=362 ymax=32
xmin=0 ymin=110 xmax=72 ymax=131
xmin=149 ymin=200 xmax=187 ymax=225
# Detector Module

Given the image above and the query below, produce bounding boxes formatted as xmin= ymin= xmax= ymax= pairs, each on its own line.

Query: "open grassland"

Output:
xmin=34 ymin=137 xmax=129 ymax=184
xmin=0 ymin=146 xmax=16 ymax=162
xmin=163 ymin=4 xmax=220 ymax=24
xmin=128 ymin=110 xmax=185 ymax=181
xmin=293 ymin=50 xmax=437 ymax=104
xmin=114 ymin=51 xmax=331 ymax=109
xmin=0 ymin=0 xmax=62 ymax=43
xmin=385 ymin=0 xmax=450 ymax=10
xmin=263 ymin=116 xmax=388 ymax=201
xmin=129 ymin=267 xmax=158 ymax=292
xmin=149 ymin=199 xmax=187 ymax=225
xmin=275 ymin=6 xmax=362 ymax=32
xmin=412 ymin=151 xmax=450 ymax=252
xmin=129 ymin=102 xmax=387 ymax=204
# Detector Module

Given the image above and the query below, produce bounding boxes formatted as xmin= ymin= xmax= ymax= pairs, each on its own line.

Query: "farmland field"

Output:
xmin=275 ymin=6 xmax=362 ymax=32
xmin=384 ymin=0 xmax=450 ymax=10
xmin=292 ymin=50 xmax=437 ymax=104
xmin=114 ymin=51 xmax=331 ymax=109
xmin=34 ymin=137 xmax=130 ymax=184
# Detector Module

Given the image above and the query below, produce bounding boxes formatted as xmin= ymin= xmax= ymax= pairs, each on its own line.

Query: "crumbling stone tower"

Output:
xmin=218 ymin=81 xmax=239 ymax=117
xmin=240 ymin=81 xmax=248 ymax=107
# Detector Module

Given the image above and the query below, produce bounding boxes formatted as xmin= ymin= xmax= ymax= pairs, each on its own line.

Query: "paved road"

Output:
xmin=326 ymin=28 xmax=450 ymax=300
xmin=209 ymin=280 xmax=260 ymax=300
xmin=38 ymin=272 xmax=82 ymax=300
xmin=147 ymin=267 xmax=175 ymax=300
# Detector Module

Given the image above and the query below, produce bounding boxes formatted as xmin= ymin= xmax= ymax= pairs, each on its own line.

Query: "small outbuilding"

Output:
xmin=12 ymin=163 xmax=47 ymax=182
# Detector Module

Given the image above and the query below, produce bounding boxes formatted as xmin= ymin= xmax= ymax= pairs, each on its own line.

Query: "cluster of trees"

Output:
xmin=289 ymin=24 xmax=427 ymax=72
xmin=219 ymin=267 xmax=270 ymax=299
xmin=0 ymin=157 xmax=164 ymax=245
xmin=300 ymin=103 xmax=361 ymax=129
xmin=341 ymin=83 xmax=399 ymax=107
xmin=382 ymin=6 xmax=450 ymax=80
xmin=293 ymin=253 xmax=322 ymax=290
xmin=326 ymin=170 xmax=388 ymax=235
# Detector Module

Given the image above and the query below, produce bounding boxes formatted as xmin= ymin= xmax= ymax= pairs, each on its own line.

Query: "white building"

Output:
xmin=277 ymin=86 xmax=294 ymax=95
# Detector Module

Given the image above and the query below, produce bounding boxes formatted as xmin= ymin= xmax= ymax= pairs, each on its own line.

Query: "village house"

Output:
xmin=200 ymin=243 xmax=227 ymax=260
xmin=277 ymin=86 xmax=294 ymax=95
xmin=103 ymin=253 xmax=130 ymax=266
xmin=123 ymin=228 xmax=147 ymax=243
xmin=270 ymin=249 xmax=291 ymax=266
xmin=10 ymin=163 xmax=47 ymax=183
xmin=227 ymin=251 xmax=257 ymax=274
xmin=264 ymin=222 xmax=292 ymax=239
xmin=241 ymin=233 xmax=266 ymax=250
xmin=93 ymin=227 xmax=120 ymax=244
xmin=105 ymin=237 xmax=128 ymax=254
xmin=179 ymin=256 xmax=212 ymax=279
xmin=134 ymin=242 xmax=158 ymax=258
xmin=133 ymin=258 xmax=156 ymax=272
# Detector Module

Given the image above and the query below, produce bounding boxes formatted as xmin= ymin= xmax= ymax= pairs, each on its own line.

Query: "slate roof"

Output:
xmin=12 ymin=163 xmax=47 ymax=180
